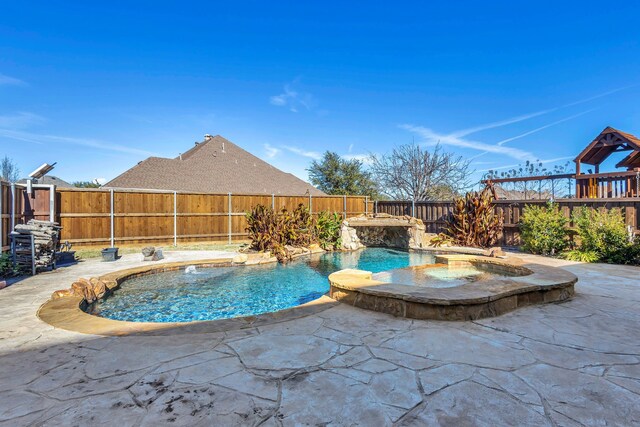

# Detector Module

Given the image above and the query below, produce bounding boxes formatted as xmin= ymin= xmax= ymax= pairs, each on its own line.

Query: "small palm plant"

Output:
xmin=431 ymin=183 xmax=504 ymax=248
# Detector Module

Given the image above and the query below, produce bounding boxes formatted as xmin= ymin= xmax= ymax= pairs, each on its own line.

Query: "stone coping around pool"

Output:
xmin=37 ymin=257 xmax=338 ymax=336
xmin=328 ymin=254 xmax=578 ymax=321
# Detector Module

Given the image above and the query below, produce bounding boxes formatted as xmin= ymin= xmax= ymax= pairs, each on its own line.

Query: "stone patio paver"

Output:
xmin=0 ymin=251 xmax=639 ymax=425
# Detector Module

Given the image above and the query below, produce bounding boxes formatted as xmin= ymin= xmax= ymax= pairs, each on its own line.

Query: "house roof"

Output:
xmin=104 ymin=135 xmax=326 ymax=195
xmin=574 ymin=126 xmax=640 ymax=166
xmin=17 ymin=175 xmax=74 ymax=188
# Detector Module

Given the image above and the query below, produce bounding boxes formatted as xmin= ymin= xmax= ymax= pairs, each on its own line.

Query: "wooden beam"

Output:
xmin=483 ymin=173 xmax=574 ymax=184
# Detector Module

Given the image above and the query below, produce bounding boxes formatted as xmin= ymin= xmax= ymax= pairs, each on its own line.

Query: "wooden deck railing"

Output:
xmin=575 ymin=170 xmax=640 ymax=199
xmin=484 ymin=170 xmax=640 ymax=200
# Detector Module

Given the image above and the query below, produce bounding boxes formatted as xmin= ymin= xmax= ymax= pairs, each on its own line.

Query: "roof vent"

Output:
xmin=221 ymin=142 xmax=225 ymax=153
xmin=204 ymin=134 xmax=213 ymax=141
xmin=179 ymin=153 xmax=182 ymax=160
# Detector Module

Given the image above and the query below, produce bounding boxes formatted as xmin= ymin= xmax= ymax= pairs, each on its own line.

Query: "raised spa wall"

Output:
xmin=340 ymin=214 xmax=427 ymax=251
xmin=328 ymin=254 xmax=577 ymax=321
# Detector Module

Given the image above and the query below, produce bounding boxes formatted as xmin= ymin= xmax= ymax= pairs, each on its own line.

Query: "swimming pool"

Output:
xmin=89 ymin=248 xmax=511 ymax=323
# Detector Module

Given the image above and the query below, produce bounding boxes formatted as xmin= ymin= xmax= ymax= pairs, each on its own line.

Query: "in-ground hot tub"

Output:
xmin=328 ymin=254 xmax=577 ymax=321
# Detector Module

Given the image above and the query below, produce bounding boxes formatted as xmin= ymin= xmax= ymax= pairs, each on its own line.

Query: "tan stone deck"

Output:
xmin=1 ymin=250 xmax=639 ymax=425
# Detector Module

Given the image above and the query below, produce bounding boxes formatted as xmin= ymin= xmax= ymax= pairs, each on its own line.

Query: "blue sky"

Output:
xmin=1 ymin=1 xmax=639 ymax=184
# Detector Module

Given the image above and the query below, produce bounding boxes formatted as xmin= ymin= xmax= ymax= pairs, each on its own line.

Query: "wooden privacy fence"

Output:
xmin=376 ymin=199 xmax=640 ymax=247
xmin=54 ymin=189 xmax=372 ymax=247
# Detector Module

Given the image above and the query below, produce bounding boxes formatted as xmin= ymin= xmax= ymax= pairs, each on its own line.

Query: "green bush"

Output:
xmin=0 ymin=253 xmax=16 ymax=278
xmin=603 ymin=238 xmax=640 ymax=265
xmin=570 ymin=207 xmax=630 ymax=262
xmin=315 ymin=211 xmax=342 ymax=250
xmin=562 ymin=249 xmax=600 ymax=263
xmin=520 ymin=202 xmax=569 ymax=256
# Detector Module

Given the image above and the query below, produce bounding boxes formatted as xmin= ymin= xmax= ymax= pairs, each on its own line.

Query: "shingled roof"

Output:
xmin=104 ymin=135 xmax=325 ymax=195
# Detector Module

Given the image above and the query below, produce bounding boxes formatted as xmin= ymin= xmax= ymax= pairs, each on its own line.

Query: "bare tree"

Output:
xmin=369 ymin=143 xmax=472 ymax=200
xmin=0 ymin=156 xmax=20 ymax=182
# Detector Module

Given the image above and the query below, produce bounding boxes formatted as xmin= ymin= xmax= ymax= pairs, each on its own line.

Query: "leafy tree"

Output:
xmin=0 ymin=156 xmax=20 ymax=182
xmin=369 ymin=143 xmax=471 ymax=201
xmin=308 ymin=151 xmax=379 ymax=197
xmin=72 ymin=180 xmax=101 ymax=188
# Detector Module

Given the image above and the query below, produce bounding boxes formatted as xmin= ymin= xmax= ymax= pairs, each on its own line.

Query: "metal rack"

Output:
xmin=10 ymin=233 xmax=36 ymax=276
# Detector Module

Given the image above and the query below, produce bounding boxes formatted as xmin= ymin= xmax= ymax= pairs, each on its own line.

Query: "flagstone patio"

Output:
xmin=0 ymin=251 xmax=639 ymax=426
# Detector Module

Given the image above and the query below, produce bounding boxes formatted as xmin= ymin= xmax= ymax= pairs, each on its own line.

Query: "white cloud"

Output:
xmin=348 ymin=143 xmax=354 ymax=153
xmin=451 ymin=84 xmax=635 ymax=139
xmin=495 ymin=110 xmax=594 ymax=146
xmin=562 ymin=84 xmax=638 ymax=108
xmin=269 ymin=80 xmax=316 ymax=113
xmin=401 ymin=85 xmax=621 ymax=163
xmin=0 ymin=73 xmax=25 ymax=86
xmin=0 ymin=112 xmax=46 ymax=129
xmin=283 ymin=145 xmax=322 ymax=160
xmin=0 ymin=129 xmax=157 ymax=157
xmin=476 ymin=156 xmax=574 ymax=173
xmin=400 ymin=124 xmax=534 ymax=161
xmin=264 ymin=143 xmax=281 ymax=158
xmin=451 ymin=109 xmax=553 ymax=138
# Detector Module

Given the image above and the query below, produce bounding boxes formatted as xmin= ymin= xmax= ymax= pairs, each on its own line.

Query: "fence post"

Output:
xmin=343 ymin=195 xmax=347 ymax=219
xmin=309 ymin=193 xmax=312 ymax=214
xmin=10 ymin=183 xmax=15 ymax=232
xmin=49 ymin=185 xmax=56 ymax=222
xmin=0 ymin=184 xmax=3 ymax=251
xmin=412 ymin=199 xmax=415 ymax=218
xmin=228 ymin=192 xmax=232 ymax=244
xmin=173 ymin=191 xmax=177 ymax=247
xmin=110 ymin=189 xmax=114 ymax=248
xmin=538 ymin=181 xmax=542 ymax=200
xmin=375 ymin=200 xmax=378 ymax=214
xmin=272 ymin=193 xmax=275 ymax=210
xmin=365 ymin=196 xmax=368 ymax=215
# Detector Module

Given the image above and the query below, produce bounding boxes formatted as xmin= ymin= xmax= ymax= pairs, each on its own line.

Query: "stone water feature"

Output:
xmin=340 ymin=213 xmax=427 ymax=250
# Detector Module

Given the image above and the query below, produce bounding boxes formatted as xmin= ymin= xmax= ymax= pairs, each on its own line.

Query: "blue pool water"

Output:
xmin=90 ymin=248 xmax=436 ymax=323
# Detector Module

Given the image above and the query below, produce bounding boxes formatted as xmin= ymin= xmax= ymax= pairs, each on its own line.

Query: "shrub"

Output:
xmin=246 ymin=204 xmax=343 ymax=262
xmin=0 ymin=253 xmax=16 ymax=278
xmin=606 ymin=239 xmax=640 ymax=265
xmin=519 ymin=202 xmax=569 ymax=256
xmin=431 ymin=184 xmax=503 ymax=248
xmin=246 ymin=204 xmax=280 ymax=253
xmin=289 ymin=204 xmax=314 ymax=247
xmin=562 ymin=249 xmax=600 ymax=263
xmin=569 ymin=207 xmax=630 ymax=262
xmin=315 ymin=211 xmax=342 ymax=250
